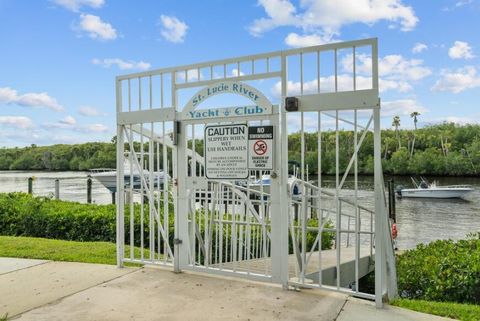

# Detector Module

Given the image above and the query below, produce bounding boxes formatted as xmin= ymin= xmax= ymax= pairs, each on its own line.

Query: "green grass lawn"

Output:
xmin=392 ymin=299 xmax=480 ymax=321
xmin=0 ymin=236 xmax=148 ymax=265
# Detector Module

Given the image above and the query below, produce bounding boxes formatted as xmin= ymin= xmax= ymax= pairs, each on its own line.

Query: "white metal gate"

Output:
xmin=115 ymin=38 xmax=397 ymax=307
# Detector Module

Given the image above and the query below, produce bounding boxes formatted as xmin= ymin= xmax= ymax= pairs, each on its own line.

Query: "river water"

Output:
xmin=0 ymin=171 xmax=479 ymax=249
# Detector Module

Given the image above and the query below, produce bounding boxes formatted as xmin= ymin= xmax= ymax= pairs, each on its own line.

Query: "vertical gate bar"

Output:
xmin=148 ymin=77 xmax=154 ymax=261
xmin=129 ymin=135 xmax=134 ymax=260
xmin=335 ymin=110 xmax=340 ymax=289
xmin=317 ymin=111 xmax=322 ymax=285
xmin=225 ymin=188 xmax=229 ymax=264
xmin=246 ymin=181 xmax=252 ymax=272
xmin=191 ymin=125 xmax=196 ymax=263
xmin=128 ymin=79 xmax=134 ymax=261
xmin=149 ymin=123 xmax=154 ymax=261
xmin=140 ymin=125 xmax=144 ymax=261
xmin=353 ymin=47 xmax=357 ymax=91
xmin=160 ymin=74 xmax=164 ymax=108
xmin=300 ymin=53 xmax=304 ymax=95
xmin=116 ymin=79 xmax=125 ymax=268
xmin=232 ymin=196 xmax=238 ymax=271
xmin=203 ymin=186 xmax=209 ymax=266
xmin=162 ymin=121 xmax=168 ymax=263
xmin=266 ymin=57 xmax=270 ymax=73
xmin=149 ymin=75 xmax=152 ymax=108
xmin=354 ymin=109 xmax=360 ymax=293
xmin=138 ymin=77 xmax=142 ymax=110
xmin=334 ymin=49 xmax=338 ymax=92
xmin=300 ymin=112 xmax=306 ymax=282
xmin=219 ymin=184 xmax=224 ymax=268
xmin=317 ymin=51 xmax=320 ymax=93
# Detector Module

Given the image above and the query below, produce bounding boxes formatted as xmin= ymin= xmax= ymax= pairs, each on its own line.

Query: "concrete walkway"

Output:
xmin=0 ymin=258 xmax=454 ymax=321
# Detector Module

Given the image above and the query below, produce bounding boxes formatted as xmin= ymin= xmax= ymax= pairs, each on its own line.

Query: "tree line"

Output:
xmin=1 ymin=122 xmax=479 ymax=176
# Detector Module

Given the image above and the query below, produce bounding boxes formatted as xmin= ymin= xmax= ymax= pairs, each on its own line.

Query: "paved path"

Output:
xmin=0 ymin=257 xmax=48 ymax=275
xmin=0 ymin=258 xmax=454 ymax=321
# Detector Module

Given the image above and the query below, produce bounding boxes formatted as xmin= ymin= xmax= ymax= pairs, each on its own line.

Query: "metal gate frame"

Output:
xmin=115 ymin=37 xmax=397 ymax=307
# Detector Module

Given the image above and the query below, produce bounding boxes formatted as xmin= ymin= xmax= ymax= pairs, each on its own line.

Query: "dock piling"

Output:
xmin=87 ymin=178 xmax=92 ymax=204
xmin=54 ymin=179 xmax=60 ymax=199
xmin=28 ymin=177 xmax=33 ymax=194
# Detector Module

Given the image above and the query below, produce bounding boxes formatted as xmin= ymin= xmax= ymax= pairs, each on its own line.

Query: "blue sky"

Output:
xmin=0 ymin=0 xmax=479 ymax=147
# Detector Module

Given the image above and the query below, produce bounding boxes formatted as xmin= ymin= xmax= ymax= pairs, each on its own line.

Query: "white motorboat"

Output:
xmin=90 ymin=160 xmax=168 ymax=193
xmin=248 ymin=174 xmax=302 ymax=196
xmin=396 ymin=177 xmax=473 ymax=199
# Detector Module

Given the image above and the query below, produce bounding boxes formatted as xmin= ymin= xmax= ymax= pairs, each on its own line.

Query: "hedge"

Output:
xmin=0 ymin=193 xmax=334 ymax=257
xmin=397 ymin=233 xmax=480 ymax=304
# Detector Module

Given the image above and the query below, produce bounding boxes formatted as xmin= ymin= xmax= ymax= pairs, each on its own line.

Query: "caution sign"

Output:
xmin=204 ymin=124 xmax=248 ymax=179
xmin=248 ymin=126 xmax=273 ymax=170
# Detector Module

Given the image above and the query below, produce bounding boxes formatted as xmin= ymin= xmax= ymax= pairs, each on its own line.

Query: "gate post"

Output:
xmin=174 ymin=122 xmax=190 ymax=272
xmin=116 ymin=79 xmax=125 ymax=268
xmin=373 ymin=106 xmax=386 ymax=307
xmin=269 ymin=57 xmax=290 ymax=287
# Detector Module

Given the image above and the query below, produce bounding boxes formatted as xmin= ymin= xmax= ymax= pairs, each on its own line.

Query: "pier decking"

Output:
xmin=212 ymin=246 xmax=374 ymax=287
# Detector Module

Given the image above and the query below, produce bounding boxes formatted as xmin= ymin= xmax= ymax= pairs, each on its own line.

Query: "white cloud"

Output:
xmin=59 ymin=115 xmax=76 ymax=125
xmin=78 ymin=105 xmax=106 ymax=116
xmin=230 ymin=68 xmax=245 ymax=77
xmin=250 ymin=0 xmax=418 ymax=40
xmin=78 ymin=123 xmax=108 ymax=133
xmin=92 ymin=58 xmax=151 ymax=70
xmin=78 ymin=14 xmax=117 ymax=40
xmin=52 ymin=0 xmax=104 ymax=12
xmin=382 ymin=99 xmax=427 ymax=117
xmin=43 ymin=117 xmax=108 ymax=133
xmin=431 ymin=66 xmax=480 ymax=93
xmin=0 ymin=116 xmax=34 ymax=129
xmin=379 ymin=55 xmax=431 ymax=81
xmin=442 ymin=116 xmax=479 ymax=125
xmin=448 ymin=41 xmax=475 ymax=59
xmin=159 ymin=15 xmax=188 ymax=43
xmin=284 ymin=32 xmax=336 ymax=47
xmin=340 ymin=53 xmax=431 ymax=92
xmin=412 ymin=42 xmax=428 ymax=54
xmin=0 ymin=87 xmax=64 ymax=111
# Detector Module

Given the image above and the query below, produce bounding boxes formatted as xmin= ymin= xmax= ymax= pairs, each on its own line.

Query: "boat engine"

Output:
xmin=395 ymin=185 xmax=404 ymax=198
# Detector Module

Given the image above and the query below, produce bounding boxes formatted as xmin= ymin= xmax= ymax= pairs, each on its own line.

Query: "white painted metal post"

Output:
xmin=116 ymin=79 xmax=125 ymax=268
xmin=269 ymin=117 xmax=287 ymax=285
xmin=176 ymin=121 xmax=190 ymax=271
xmin=276 ymin=55 xmax=290 ymax=287
xmin=373 ymin=106 xmax=385 ymax=307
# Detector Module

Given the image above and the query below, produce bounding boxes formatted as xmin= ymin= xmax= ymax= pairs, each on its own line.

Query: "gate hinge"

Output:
xmin=174 ymin=238 xmax=183 ymax=245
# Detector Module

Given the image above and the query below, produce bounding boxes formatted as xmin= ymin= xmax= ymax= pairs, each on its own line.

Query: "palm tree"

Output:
xmin=410 ymin=112 xmax=420 ymax=130
xmin=410 ymin=111 xmax=420 ymax=157
xmin=392 ymin=116 xmax=401 ymax=149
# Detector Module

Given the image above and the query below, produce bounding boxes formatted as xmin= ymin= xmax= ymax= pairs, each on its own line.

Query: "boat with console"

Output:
xmin=90 ymin=159 xmax=168 ymax=193
xmin=396 ymin=177 xmax=473 ymax=199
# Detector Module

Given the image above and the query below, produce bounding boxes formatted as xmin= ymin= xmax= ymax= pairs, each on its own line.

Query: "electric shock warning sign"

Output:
xmin=204 ymin=124 xmax=249 ymax=179
xmin=248 ymin=126 xmax=273 ymax=170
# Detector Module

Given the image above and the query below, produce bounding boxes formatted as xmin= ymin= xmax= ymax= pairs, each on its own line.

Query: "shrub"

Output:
xmin=397 ymin=234 xmax=480 ymax=304
xmin=0 ymin=193 xmax=335 ymax=259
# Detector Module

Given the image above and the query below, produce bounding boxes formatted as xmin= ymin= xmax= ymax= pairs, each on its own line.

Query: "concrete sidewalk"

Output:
xmin=1 ymin=258 xmax=454 ymax=321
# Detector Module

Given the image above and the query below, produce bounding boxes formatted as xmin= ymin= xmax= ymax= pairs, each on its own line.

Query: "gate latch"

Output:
xmin=174 ymin=238 xmax=183 ymax=245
